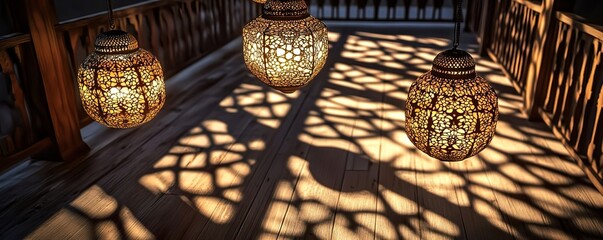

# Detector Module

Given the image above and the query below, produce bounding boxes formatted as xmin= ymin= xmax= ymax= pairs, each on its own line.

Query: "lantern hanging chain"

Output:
xmin=106 ymin=0 xmax=115 ymax=30
xmin=453 ymin=0 xmax=463 ymax=49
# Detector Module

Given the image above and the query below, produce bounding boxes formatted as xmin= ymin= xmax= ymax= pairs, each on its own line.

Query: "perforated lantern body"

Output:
xmin=78 ymin=30 xmax=166 ymax=128
xmin=405 ymin=49 xmax=498 ymax=161
xmin=243 ymin=0 xmax=328 ymax=93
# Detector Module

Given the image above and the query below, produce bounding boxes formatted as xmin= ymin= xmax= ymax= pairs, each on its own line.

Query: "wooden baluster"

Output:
xmin=0 ymin=58 xmax=17 ymax=155
xmin=372 ymin=0 xmax=380 ymax=20
xmin=498 ymin=2 xmax=513 ymax=67
xmin=554 ymin=30 xmax=581 ymax=128
xmin=0 ymin=50 xmax=30 ymax=152
xmin=344 ymin=0 xmax=351 ymax=20
xmin=551 ymin=28 xmax=577 ymax=125
xmin=587 ymin=43 xmax=603 ymax=163
xmin=542 ymin=23 xmax=567 ymax=112
xmin=317 ymin=0 xmax=325 ymax=18
xmin=476 ymin=0 xmax=496 ymax=56
xmin=127 ymin=15 xmax=143 ymax=47
xmin=518 ymin=9 xmax=531 ymax=86
xmin=210 ymin=0 xmax=219 ymax=46
xmin=510 ymin=5 xmax=521 ymax=83
xmin=567 ymin=37 xmax=593 ymax=145
xmin=186 ymin=1 xmax=200 ymax=57
xmin=144 ymin=11 xmax=161 ymax=66
xmin=572 ymin=41 xmax=598 ymax=153
xmin=218 ymin=0 xmax=226 ymax=44
xmin=332 ymin=0 xmax=340 ymax=19
xmin=525 ymin=0 xmax=575 ymax=119
xmin=172 ymin=4 xmax=185 ymax=64
xmin=386 ymin=0 xmax=396 ymax=20
xmin=433 ymin=0 xmax=444 ymax=20
xmin=66 ymin=29 xmax=83 ymax=75
xmin=491 ymin=0 xmax=505 ymax=56
xmin=417 ymin=0 xmax=427 ymax=20
xmin=86 ymin=26 xmax=96 ymax=54
xmin=522 ymin=11 xmax=539 ymax=86
xmin=199 ymin=1 xmax=209 ymax=54
xmin=160 ymin=7 xmax=176 ymax=72
xmin=23 ymin=0 xmax=88 ymax=161
xmin=357 ymin=0 xmax=367 ymax=19
xmin=590 ymin=85 xmax=603 ymax=176
xmin=402 ymin=0 xmax=410 ymax=20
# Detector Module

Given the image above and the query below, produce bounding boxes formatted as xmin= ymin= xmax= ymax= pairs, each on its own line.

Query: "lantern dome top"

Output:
xmin=431 ymin=49 xmax=476 ymax=79
xmin=94 ymin=30 xmax=139 ymax=54
xmin=263 ymin=0 xmax=309 ymax=20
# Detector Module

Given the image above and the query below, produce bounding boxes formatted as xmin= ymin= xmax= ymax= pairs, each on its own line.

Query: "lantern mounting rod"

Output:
xmin=453 ymin=0 xmax=463 ymax=49
xmin=106 ymin=0 xmax=115 ymax=30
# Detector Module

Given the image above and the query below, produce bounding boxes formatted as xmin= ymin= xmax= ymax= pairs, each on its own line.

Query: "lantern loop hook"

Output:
xmin=453 ymin=0 xmax=463 ymax=49
xmin=106 ymin=0 xmax=116 ymax=30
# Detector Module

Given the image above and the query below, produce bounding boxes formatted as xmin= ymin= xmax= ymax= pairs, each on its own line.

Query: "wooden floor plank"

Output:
xmin=447 ymin=158 xmax=514 ymax=240
xmin=276 ymin=117 xmax=352 ymax=239
xmin=276 ymin=87 xmax=362 ymax=239
xmin=232 ymin=28 xmax=351 ymax=239
xmin=195 ymin=85 xmax=301 ymax=238
xmin=329 ymin=67 xmax=384 ymax=240
xmin=414 ymin=157 xmax=467 ymax=240
xmin=476 ymin=112 xmax=573 ymax=239
xmin=500 ymin=110 xmax=603 ymax=238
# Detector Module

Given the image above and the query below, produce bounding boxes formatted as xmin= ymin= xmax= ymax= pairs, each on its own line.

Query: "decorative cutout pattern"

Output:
xmin=78 ymin=31 xmax=166 ymax=128
xmin=243 ymin=16 xmax=328 ymax=93
xmin=405 ymin=49 xmax=498 ymax=161
xmin=263 ymin=0 xmax=309 ymax=18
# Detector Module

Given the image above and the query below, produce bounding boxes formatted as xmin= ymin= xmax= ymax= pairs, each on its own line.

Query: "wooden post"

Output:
xmin=524 ymin=0 xmax=574 ymax=120
xmin=23 ymin=0 xmax=89 ymax=161
xmin=477 ymin=0 xmax=497 ymax=57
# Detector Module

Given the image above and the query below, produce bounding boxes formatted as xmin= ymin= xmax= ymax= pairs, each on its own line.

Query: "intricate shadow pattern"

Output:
xmin=4 ymin=24 xmax=603 ymax=240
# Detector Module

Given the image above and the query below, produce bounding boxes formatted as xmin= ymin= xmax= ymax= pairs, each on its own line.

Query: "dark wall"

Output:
xmin=572 ymin=0 xmax=603 ymax=25
xmin=0 ymin=0 xmax=12 ymax=36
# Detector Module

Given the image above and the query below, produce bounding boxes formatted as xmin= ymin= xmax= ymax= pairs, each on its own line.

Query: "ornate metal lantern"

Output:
xmin=243 ymin=0 xmax=329 ymax=94
xmin=404 ymin=0 xmax=498 ymax=161
xmin=77 ymin=1 xmax=166 ymax=128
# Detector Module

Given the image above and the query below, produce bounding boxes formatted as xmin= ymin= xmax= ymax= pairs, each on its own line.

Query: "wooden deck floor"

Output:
xmin=1 ymin=23 xmax=603 ymax=240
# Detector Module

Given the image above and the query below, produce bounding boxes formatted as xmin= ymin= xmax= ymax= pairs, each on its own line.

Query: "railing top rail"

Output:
xmin=55 ymin=0 xmax=168 ymax=31
xmin=0 ymin=33 xmax=32 ymax=50
xmin=514 ymin=0 xmax=543 ymax=13
xmin=557 ymin=11 xmax=603 ymax=41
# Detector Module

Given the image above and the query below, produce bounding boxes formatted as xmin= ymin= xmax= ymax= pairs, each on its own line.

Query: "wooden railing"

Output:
xmin=0 ymin=34 xmax=53 ymax=169
xmin=469 ymin=0 xmax=603 ymax=190
xmin=487 ymin=0 xmax=542 ymax=93
xmin=307 ymin=0 xmax=455 ymax=21
xmin=0 ymin=0 xmax=259 ymax=171
xmin=537 ymin=12 xmax=603 ymax=181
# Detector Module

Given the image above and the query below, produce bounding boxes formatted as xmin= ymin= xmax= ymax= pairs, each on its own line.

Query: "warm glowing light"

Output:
xmin=243 ymin=0 xmax=328 ymax=94
xmin=78 ymin=30 xmax=166 ymax=128
xmin=253 ymin=0 xmax=267 ymax=3
xmin=405 ymin=49 xmax=498 ymax=161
